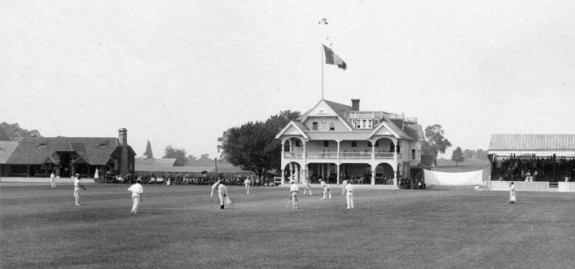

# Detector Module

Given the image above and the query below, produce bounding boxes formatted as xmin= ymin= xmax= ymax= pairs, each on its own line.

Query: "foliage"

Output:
xmin=220 ymin=110 xmax=300 ymax=178
xmin=0 ymin=122 xmax=41 ymax=140
xmin=451 ymin=147 xmax=465 ymax=166
xmin=475 ymin=149 xmax=488 ymax=160
xmin=186 ymin=153 xmax=221 ymax=166
xmin=143 ymin=140 xmax=154 ymax=159
xmin=421 ymin=124 xmax=452 ymax=166
xmin=163 ymin=146 xmax=187 ymax=166
xmin=463 ymin=149 xmax=474 ymax=159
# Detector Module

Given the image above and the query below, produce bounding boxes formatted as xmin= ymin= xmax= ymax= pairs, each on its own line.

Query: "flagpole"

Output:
xmin=321 ymin=45 xmax=324 ymax=100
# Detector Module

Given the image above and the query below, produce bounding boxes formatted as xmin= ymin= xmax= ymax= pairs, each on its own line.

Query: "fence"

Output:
xmin=558 ymin=182 xmax=575 ymax=192
xmin=488 ymin=181 xmax=550 ymax=192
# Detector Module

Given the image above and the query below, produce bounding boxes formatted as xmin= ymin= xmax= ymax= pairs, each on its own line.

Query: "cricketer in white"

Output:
xmin=127 ymin=180 xmax=144 ymax=214
xmin=211 ymin=180 xmax=228 ymax=209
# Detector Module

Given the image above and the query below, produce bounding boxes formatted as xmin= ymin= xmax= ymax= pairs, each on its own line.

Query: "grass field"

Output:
xmin=1 ymin=183 xmax=574 ymax=269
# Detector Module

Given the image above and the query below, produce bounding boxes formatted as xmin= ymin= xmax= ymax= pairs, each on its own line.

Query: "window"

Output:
xmin=295 ymin=140 xmax=301 ymax=147
xmin=367 ymin=141 xmax=372 ymax=147
xmin=323 ymin=141 xmax=329 ymax=147
xmin=351 ymin=141 xmax=357 ymax=147
xmin=312 ymin=122 xmax=318 ymax=130
xmin=375 ymin=141 xmax=379 ymax=147
xmin=412 ymin=149 xmax=416 ymax=160
xmin=329 ymin=122 xmax=335 ymax=131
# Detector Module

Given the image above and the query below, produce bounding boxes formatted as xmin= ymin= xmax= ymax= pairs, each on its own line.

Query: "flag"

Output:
xmin=323 ymin=45 xmax=347 ymax=70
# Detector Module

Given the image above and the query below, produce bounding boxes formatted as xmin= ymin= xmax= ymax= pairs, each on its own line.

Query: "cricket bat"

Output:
xmin=80 ymin=185 xmax=87 ymax=191
xmin=225 ymin=196 xmax=233 ymax=205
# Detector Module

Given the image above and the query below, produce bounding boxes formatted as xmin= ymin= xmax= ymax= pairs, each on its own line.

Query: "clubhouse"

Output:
xmin=275 ymin=99 xmax=425 ymax=186
xmin=0 ymin=128 xmax=135 ymax=178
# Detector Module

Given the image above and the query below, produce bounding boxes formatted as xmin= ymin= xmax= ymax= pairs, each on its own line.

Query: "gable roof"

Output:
xmin=275 ymin=121 xmax=309 ymax=139
xmin=489 ymin=134 xmax=575 ymax=150
xmin=300 ymin=99 xmax=353 ymax=131
xmin=2 ymin=137 xmax=132 ymax=165
xmin=0 ymin=141 xmax=19 ymax=164
xmin=369 ymin=119 xmax=414 ymax=140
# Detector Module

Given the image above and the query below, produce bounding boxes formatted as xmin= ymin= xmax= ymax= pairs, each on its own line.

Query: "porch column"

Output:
xmin=281 ymin=139 xmax=285 ymax=161
xmin=393 ymin=143 xmax=398 ymax=186
xmin=337 ymin=140 xmax=341 ymax=185
xmin=337 ymin=164 xmax=341 ymax=185
xmin=281 ymin=169 xmax=285 ymax=185
xmin=296 ymin=164 xmax=300 ymax=183
xmin=289 ymin=163 xmax=294 ymax=182
xmin=371 ymin=141 xmax=375 ymax=160
xmin=371 ymin=167 xmax=376 ymax=185
xmin=303 ymin=141 xmax=307 ymax=180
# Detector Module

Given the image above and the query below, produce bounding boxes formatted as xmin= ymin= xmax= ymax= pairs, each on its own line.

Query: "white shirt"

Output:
xmin=128 ymin=183 xmax=143 ymax=197
xmin=345 ymin=184 xmax=354 ymax=194
xmin=290 ymin=184 xmax=299 ymax=193
xmin=244 ymin=179 xmax=251 ymax=186
xmin=74 ymin=178 xmax=81 ymax=189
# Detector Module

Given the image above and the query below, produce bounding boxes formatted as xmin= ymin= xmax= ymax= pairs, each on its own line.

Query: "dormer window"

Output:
xmin=312 ymin=122 xmax=318 ymax=131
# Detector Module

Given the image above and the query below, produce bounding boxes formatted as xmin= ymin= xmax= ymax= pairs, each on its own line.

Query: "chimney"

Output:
xmin=351 ymin=99 xmax=360 ymax=111
xmin=118 ymin=128 xmax=129 ymax=177
xmin=118 ymin=128 xmax=127 ymax=146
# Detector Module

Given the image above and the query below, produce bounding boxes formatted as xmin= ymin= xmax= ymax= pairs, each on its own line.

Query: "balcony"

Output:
xmin=283 ymin=151 xmax=397 ymax=160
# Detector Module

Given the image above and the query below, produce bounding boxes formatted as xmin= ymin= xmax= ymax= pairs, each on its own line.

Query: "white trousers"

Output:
xmin=74 ymin=188 xmax=80 ymax=205
xmin=346 ymin=193 xmax=354 ymax=209
xmin=131 ymin=196 xmax=141 ymax=213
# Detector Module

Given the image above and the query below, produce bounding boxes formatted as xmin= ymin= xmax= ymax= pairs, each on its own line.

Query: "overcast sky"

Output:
xmin=2 ymin=0 xmax=574 ymax=159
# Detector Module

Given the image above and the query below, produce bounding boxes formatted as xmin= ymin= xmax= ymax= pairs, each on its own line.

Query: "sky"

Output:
xmin=2 ymin=0 xmax=575 ymax=159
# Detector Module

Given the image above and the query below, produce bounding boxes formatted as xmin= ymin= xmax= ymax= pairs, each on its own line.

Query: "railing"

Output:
xmin=488 ymin=181 xmax=550 ymax=191
xmin=558 ymin=182 xmax=575 ymax=192
xmin=283 ymin=151 xmax=397 ymax=160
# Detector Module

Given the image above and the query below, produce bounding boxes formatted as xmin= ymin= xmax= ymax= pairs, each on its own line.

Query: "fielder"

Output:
xmin=320 ymin=179 xmax=332 ymax=200
xmin=127 ymin=179 xmax=144 ymax=214
xmin=244 ymin=176 xmax=251 ymax=195
xmin=509 ymin=182 xmax=516 ymax=204
xmin=340 ymin=179 xmax=349 ymax=196
xmin=345 ymin=180 xmax=354 ymax=209
xmin=73 ymin=174 xmax=86 ymax=206
xmin=211 ymin=180 xmax=229 ymax=209
xmin=289 ymin=181 xmax=299 ymax=209
xmin=50 ymin=171 xmax=56 ymax=188
xmin=303 ymin=178 xmax=312 ymax=196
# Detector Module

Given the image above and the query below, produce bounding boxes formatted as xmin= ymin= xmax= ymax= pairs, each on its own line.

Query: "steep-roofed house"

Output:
xmin=275 ymin=99 xmax=424 ymax=187
xmin=0 ymin=128 xmax=135 ymax=178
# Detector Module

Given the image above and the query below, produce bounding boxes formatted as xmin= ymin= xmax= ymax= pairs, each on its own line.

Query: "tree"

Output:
xmin=0 ymin=122 xmax=42 ymax=140
xmin=220 ymin=110 xmax=301 ymax=179
xmin=475 ymin=149 xmax=488 ymax=160
xmin=143 ymin=140 xmax=154 ymax=159
xmin=451 ymin=147 xmax=465 ymax=167
xmin=163 ymin=146 xmax=187 ymax=166
xmin=463 ymin=149 xmax=474 ymax=159
xmin=421 ymin=124 xmax=452 ymax=167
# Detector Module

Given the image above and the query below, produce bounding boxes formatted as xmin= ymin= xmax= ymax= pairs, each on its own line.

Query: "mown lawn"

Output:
xmin=1 ymin=183 xmax=574 ymax=268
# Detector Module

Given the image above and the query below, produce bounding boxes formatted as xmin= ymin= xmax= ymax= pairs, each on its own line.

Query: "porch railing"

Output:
xmin=283 ymin=151 xmax=397 ymax=160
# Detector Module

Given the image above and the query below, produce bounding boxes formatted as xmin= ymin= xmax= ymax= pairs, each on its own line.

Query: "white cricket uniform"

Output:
xmin=50 ymin=173 xmax=56 ymax=188
xmin=509 ymin=184 xmax=516 ymax=203
xmin=341 ymin=180 xmax=349 ymax=196
xmin=127 ymin=183 xmax=144 ymax=214
xmin=211 ymin=182 xmax=228 ymax=208
xmin=244 ymin=179 xmax=251 ymax=194
xmin=290 ymin=183 xmax=299 ymax=208
xmin=304 ymin=180 xmax=312 ymax=195
xmin=320 ymin=181 xmax=331 ymax=199
xmin=73 ymin=178 xmax=81 ymax=205
xmin=345 ymin=183 xmax=354 ymax=209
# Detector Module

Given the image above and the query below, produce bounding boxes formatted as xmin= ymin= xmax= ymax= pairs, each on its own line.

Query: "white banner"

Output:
xmin=424 ymin=169 xmax=486 ymax=186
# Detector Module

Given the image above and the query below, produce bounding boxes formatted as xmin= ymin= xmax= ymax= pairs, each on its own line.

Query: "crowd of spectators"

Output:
xmin=492 ymin=156 xmax=575 ymax=182
xmin=105 ymin=173 xmax=277 ymax=186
